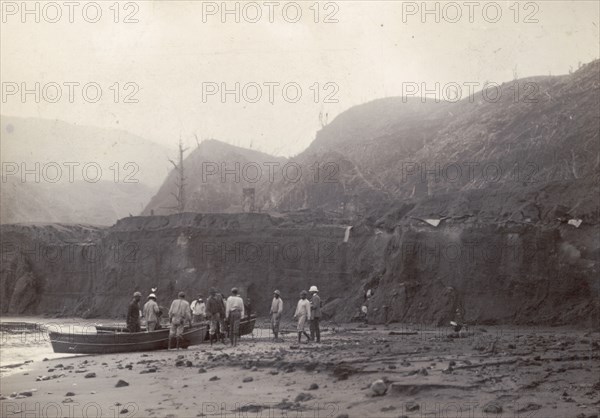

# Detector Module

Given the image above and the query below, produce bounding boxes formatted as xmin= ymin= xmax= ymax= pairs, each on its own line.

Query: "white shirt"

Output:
xmin=191 ymin=300 xmax=206 ymax=316
xmin=225 ymin=295 xmax=245 ymax=319
xmin=270 ymin=297 xmax=283 ymax=314
xmin=294 ymin=299 xmax=311 ymax=320
xmin=169 ymin=299 xmax=191 ymax=323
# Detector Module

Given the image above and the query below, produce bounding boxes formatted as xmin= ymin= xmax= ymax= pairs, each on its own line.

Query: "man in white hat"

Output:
xmin=309 ymin=286 xmax=321 ymax=342
xmin=127 ymin=291 xmax=142 ymax=333
xmin=270 ymin=290 xmax=283 ymax=341
xmin=143 ymin=293 xmax=160 ymax=331
xmin=190 ymin=294 xmax=206 ymax=323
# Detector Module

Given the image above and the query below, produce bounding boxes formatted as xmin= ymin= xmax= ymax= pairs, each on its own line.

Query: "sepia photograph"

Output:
xmin=0 ymin=1 xmax=599 ymax=417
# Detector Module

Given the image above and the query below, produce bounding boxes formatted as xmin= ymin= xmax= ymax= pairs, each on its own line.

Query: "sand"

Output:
xmin=1 ymin=323 xmax=599 ymax=418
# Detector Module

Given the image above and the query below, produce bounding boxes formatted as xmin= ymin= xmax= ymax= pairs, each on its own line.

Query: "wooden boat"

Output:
xmin=49 ymin=315 xmax=256 ymax=354
xmin=0 ymin=321 xmax=45 ymax=333
xmin=95 ymin=324 xmax=167 ymax=333
xmin=95 ymin=325 xmax=138 ymax=333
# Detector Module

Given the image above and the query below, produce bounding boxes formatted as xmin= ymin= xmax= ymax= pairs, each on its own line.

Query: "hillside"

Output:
xmin=144 ymin=62 xmax=599 ymax=221
xmin=1 ymin=61 xmax=598 ymax=326
xmin=142 ymin=139 xmax=287 ymax=215
xmin=287 ymin=61 xmax=599 ymax=218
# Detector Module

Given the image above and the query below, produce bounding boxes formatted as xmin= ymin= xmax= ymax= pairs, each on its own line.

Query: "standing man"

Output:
xmin=225 ymin=288 xmax=245 ymax=347
xmin=143 ymin=293 xmax=160 ymax=331
xmin=168 ymin=291 xmax=192 ymax=350
xmin=244 ymin=297 xmax=252 ymax=319
xmin=206 ymin=287 xmax=226 ymax=345
xmin=294 ymin=290 xmax=311 ymax=343
xmin=309 ymin=286 xmax=322 ymax=343
xmin=190 ymin=295 xmax=206 ymax=323
xmin=127 ymin=291 xmax=142 ymax=333
xmin=270 ymin=290 xmax=283 ymax=341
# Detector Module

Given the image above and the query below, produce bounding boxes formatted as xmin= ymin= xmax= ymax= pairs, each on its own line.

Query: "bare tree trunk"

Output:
xmin=168 ymin=136 xmax=189 ymax=213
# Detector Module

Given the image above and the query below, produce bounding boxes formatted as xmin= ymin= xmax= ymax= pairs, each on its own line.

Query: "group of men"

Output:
xmin=272 ymin=285 xmax=322 ymax=344
xmin=127 ymin=291 xmax=162 ymax=333
xmin=125 ymin=284 xmax=323 ymax=349
xmin=126 ymin=287 xmax=249 ymax=349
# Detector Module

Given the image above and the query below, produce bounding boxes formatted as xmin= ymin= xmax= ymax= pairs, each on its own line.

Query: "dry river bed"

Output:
xmin=1 ymin=323 xmax=599 ymax=418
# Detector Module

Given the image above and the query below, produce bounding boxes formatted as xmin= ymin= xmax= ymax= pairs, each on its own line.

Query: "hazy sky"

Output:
xmin=1 ymin=1 xmax=598 ymax=156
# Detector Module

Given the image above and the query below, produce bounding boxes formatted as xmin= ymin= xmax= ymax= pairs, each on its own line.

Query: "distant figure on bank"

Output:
xmin=127 ymin=291 xmax=142 ymax=333
xmin=190 ymin=295 xmax=206 ymax=323
xmin=361 ymin=304 xmax=368 ymax=323
xmin=309 ymin=286 xmax=321 ymax=343
xmin=168 ymin=291 xmax=192 ymax=350
xmin=206 ymin=287 xmax=226 ymax=345
xmin=225 ymin=288 xmax=245 ymax=347
xmin=451 ymin=308 xmax=465 ymax=333
xmin=294 ymin=290 xmax=311 ymax=343
xmin=244 ymin=297 xmax=252 ymax=318
xmin=143 ymin=293 xmax=161 ymax=331
xmin=270 ymin=290 xmax=283 ymax=341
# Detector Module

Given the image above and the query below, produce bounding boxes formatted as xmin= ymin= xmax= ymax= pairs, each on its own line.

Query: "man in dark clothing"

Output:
xmin=127 ymin=291 xmax=142 ymax=333
xmin=309 ymin=286 xmax=321 ymax=343
xmin=244 ymin=297 xmax=252 ymax=318
xmin=206 ymin=287 xmax=226 ymax=345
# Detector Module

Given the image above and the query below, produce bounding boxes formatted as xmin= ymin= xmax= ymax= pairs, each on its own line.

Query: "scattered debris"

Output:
xmin=115 ymin=380 xmax=129 ymax=388
xmin=370 ymin=379 xmax=387 ymax=396
xmin=405 ymin=402 xmax=420 ymax=412
xmin=294 ymin=393 xmax=314 ymax=402
xmin=483 ymin=403 xmax=503 ymax=414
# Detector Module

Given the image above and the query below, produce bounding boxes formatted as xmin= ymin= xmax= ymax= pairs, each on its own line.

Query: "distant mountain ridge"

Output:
xmin=4 ymin=60 xmax=599 ymax=225
xmin=1 ymin=178 xmax=153 ymax=225
xmin=1 ymin=115 xmax=173 ymax=224
xmin=1 ymin=115 xmax=172 ymax=186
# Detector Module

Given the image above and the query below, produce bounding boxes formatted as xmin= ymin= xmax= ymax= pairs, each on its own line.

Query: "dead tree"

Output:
xmin=167 ymin=136 xmax=189 ymax=213
xmin=319 ymin=111 xmax=329 ymax=128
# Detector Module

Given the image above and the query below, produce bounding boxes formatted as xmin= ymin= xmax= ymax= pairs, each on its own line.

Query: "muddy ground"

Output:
xmin=1 ymin=322 xmax=599 ymax=418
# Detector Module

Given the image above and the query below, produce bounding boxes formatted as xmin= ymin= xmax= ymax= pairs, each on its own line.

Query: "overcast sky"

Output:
xmin=1 ymin=1 xmax=598 ymax=156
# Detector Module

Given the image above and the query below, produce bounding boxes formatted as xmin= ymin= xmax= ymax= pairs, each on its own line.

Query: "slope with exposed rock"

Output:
xmin=2 ymin=61 xmax=598 ymax=326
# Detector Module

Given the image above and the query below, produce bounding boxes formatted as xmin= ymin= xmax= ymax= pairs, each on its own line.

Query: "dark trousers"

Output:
xmin=310 ymin=318 xmax=320 ymax=342
xmin=229 ymin=310 xmax=242 ymax=346
xmin=229 ymin=310 xmax=241 ymax=338
xmin=127 ymin=321 xmax=140 ymax=333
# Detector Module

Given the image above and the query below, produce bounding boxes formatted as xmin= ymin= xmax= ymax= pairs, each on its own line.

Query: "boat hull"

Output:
xmin=49 ymin=316 xmax=256 ymax=354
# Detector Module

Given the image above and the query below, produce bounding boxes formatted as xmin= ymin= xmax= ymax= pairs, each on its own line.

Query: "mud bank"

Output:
xmin=1 ymin=211 xmax=597 ymax=326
